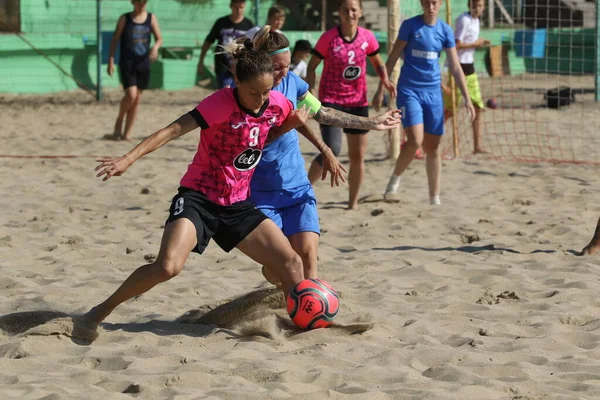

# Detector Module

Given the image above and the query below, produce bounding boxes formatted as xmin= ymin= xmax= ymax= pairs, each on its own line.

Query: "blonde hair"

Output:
xmin=250 ymin=25 xmax=290 ymax=54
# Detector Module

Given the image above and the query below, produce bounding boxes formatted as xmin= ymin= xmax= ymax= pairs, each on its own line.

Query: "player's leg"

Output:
xmin=582 ymin=216 xmax=600 ymax=255
xmin=308 ymin=123 xmax=343 ymax=184
xmin=122 ymin=61 xmax=150 ymax=141
xmin=236 ymin=219 xmax=304 ymax=297
xmin=343 ymin=106 xmax=370 ymax=210
xmin=421 ymin=90 xmax=445 ymax=205
xmin=468 ymin=74 xmax=487 ymax=154
xmin=283 ymin=190 xmax=320 ymax=279
xmin=384 ymin=90 xmax=424 ymax=199
xmin=345 ymin=132 xmax=368 ymax=210
xmin=252 ymin=202 xmax=285 ymax=286
xmin=114 ymin=60 xmax=138 ymax=139
xmin=80 ymin=189 xmax=212 ymax=329
xmin=422 ymin=132 xmax=442 ymax=204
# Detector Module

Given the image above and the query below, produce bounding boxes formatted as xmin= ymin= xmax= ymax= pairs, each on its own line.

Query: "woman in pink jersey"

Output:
xmin=79 ymin=43 xmax=311 ymax=337
xmin=306 ymin=0 xmax=396 ymax=210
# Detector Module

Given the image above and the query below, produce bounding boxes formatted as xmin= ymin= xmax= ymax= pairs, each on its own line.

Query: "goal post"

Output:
xmin=387 ymin=0 xmax=401 ymax=160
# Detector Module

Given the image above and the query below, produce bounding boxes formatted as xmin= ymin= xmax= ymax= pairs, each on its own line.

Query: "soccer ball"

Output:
xmin=286 ymin=279 xmax=339 ymax=329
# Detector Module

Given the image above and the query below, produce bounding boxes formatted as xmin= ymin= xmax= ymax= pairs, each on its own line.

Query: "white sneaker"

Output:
xmin=430 ymin=195 xmax=441 ymax=205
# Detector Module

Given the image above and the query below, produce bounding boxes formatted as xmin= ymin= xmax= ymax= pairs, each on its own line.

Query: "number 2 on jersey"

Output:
xmin=348 ymin=50 xmax=356 ymax=65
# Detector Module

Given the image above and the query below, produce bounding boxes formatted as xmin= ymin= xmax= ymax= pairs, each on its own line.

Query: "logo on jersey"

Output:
xmin=231 ymin=121 xmax=247 ymax=129
xmin=233 ymin=148 xmax=262 ymax=171
xmin=343 ymin=66 xmax=362 ymax=80
xmin=361 ymin=41 xmax=369 ymax=50
xmin=268 ymin=116 xmax=277 ymax=126
xmin=333 ymin=45 xmax=343 ymax=53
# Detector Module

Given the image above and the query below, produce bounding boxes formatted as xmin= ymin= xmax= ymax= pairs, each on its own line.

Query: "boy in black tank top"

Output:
xmin=107 ymin=0 xmax=163 ymax=141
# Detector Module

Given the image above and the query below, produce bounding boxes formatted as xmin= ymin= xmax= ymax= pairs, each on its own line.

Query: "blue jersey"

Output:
xmin=397 ymin=16 xmax=455 ymax=91
xmin=250 ymin=71 xmax=310 ymax=192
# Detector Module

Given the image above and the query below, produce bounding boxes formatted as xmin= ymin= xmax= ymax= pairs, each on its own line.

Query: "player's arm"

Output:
xmin=297 ymin=91 xmax=401 ymax=131
xmin=297 ymin=124 xmax=347 ymax=187
xmin=107 ymin=15 xmax=126 ymax=76
xmin=198 ymin=21 xmax=219 ymax=74
xmin=149 ymin=14 xmax=163 ymax=62
xmin=305 ymin=55 xmax=322 ymax=94
xmin=95 ymin=114 xmax=199 ymax=181
xmin=456 ymin=38 xmax=490 ymax=50
xmin=369 ymin=54 xmax=396 ymax=97
xmin=267 ymin=105 xmax=311 ymax=141
xmin=445 ymin=47 xmax=475 ymax=121
xmin=372 ymin=39 xmax=407 ymax=111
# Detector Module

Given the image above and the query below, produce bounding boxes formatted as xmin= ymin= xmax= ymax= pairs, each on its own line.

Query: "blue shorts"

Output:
xmin=249 ymin=185 xmax=320 ymax=237
xmin=397 ymin=87 xmax=445 ymax=136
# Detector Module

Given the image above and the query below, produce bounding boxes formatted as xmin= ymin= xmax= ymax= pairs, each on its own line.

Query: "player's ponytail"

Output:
xmin=251 ymin=25 xmax=290 ymax=55
xmin=220 ymin=38 xmax=273 ymax=83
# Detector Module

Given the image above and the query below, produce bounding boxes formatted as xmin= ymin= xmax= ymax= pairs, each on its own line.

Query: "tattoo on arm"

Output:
xmin=314 ymin=107 xmax=373 ymax=130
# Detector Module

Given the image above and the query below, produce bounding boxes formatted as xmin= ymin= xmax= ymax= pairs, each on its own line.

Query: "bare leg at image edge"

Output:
xmin=581 ymin=216 xmax=600 ymax=255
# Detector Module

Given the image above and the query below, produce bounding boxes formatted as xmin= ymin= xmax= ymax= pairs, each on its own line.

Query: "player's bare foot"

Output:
xmin=581 ymin=240 xmax=600 ymax=255
xmin=581 ymin=217 xmax=600 ymax=255
xmin=113 ymin=119 xmax=123 ymax=139
xmin=473 ymin=148 xmax=489 ymax=154
xmin=346 ymin=203 xmax=359 ymax=211
xmin=71 ymin=306 xmax=105 ymax=340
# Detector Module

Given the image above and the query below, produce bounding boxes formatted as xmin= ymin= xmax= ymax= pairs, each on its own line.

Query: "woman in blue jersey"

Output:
xmin=373 ymin=0 xmax=475 ymax=206
xmin=247 ymin=26 xmax=402 ymax=284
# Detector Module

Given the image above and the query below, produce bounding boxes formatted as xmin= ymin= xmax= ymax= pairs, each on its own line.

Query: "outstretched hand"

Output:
xmin=320 ymin=149 xmax=347 ymax=187
xmin=371 ymin=109 xmax=402 ymax=131
xmin=95 ymin=156 xmax=132 ymax=182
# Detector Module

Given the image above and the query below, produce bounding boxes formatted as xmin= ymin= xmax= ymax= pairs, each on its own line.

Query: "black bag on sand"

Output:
xmin=545 ymin=86 xmax=575 ymax=109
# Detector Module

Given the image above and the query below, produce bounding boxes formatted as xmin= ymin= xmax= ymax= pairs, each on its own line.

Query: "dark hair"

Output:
xmin=252 ymin=25 xmax=290 ymax=54
xmin=231 ymin=0 xmax=246 ymax=4
xmin=292 ymin=40 xmax=312 ymax=54
xmin=339 ymin=0 xmax=363 ymax=9
xmin=221 ymin=39 xmax=273 ymax=83
xmin=267 ymin=5 xmax=285 ymax=19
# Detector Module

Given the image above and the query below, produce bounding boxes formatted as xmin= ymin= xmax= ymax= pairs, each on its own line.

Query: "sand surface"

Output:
xmin=1 ymin=78 xmax=600 ymax=399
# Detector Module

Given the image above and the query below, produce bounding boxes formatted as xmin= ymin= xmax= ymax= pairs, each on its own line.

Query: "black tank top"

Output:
xmin=120 ymin=12 xmax=152 ymax=61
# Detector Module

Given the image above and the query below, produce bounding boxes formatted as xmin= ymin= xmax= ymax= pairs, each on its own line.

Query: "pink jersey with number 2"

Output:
xmin=313 ymin=26 xmax=380 ymax=107
xmin=180 ymin=88 xmax=293 ymax=206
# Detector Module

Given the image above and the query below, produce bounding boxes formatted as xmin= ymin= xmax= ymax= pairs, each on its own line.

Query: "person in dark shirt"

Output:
xmin=107 ymin=0 xmax=162 ymax=141
xmin=196 ymin=0 xmax=254 ymax=88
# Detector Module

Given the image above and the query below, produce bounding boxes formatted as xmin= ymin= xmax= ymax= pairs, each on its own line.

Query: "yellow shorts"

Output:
xmin=443 ymin=73 xmax=484 ymax=111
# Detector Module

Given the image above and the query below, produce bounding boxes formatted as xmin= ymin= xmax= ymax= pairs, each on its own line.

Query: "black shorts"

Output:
xmin=119 ymin=58 xmax=150 ymax=90
xmin=322 ymin=102 xmax=370 ymax=134
xmin=165 ymin=187 xmax=268 ymax=254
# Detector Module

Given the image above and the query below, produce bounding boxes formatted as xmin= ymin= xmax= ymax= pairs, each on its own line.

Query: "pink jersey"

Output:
xmin=313 ymin=26 xmax=380 ymax=107
xmin=181 ymin=88 xmax=293 ymax=206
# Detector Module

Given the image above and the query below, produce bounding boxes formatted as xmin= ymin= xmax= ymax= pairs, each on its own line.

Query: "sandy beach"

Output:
xmin=1 ymin=80 xmax=600 ymax=399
